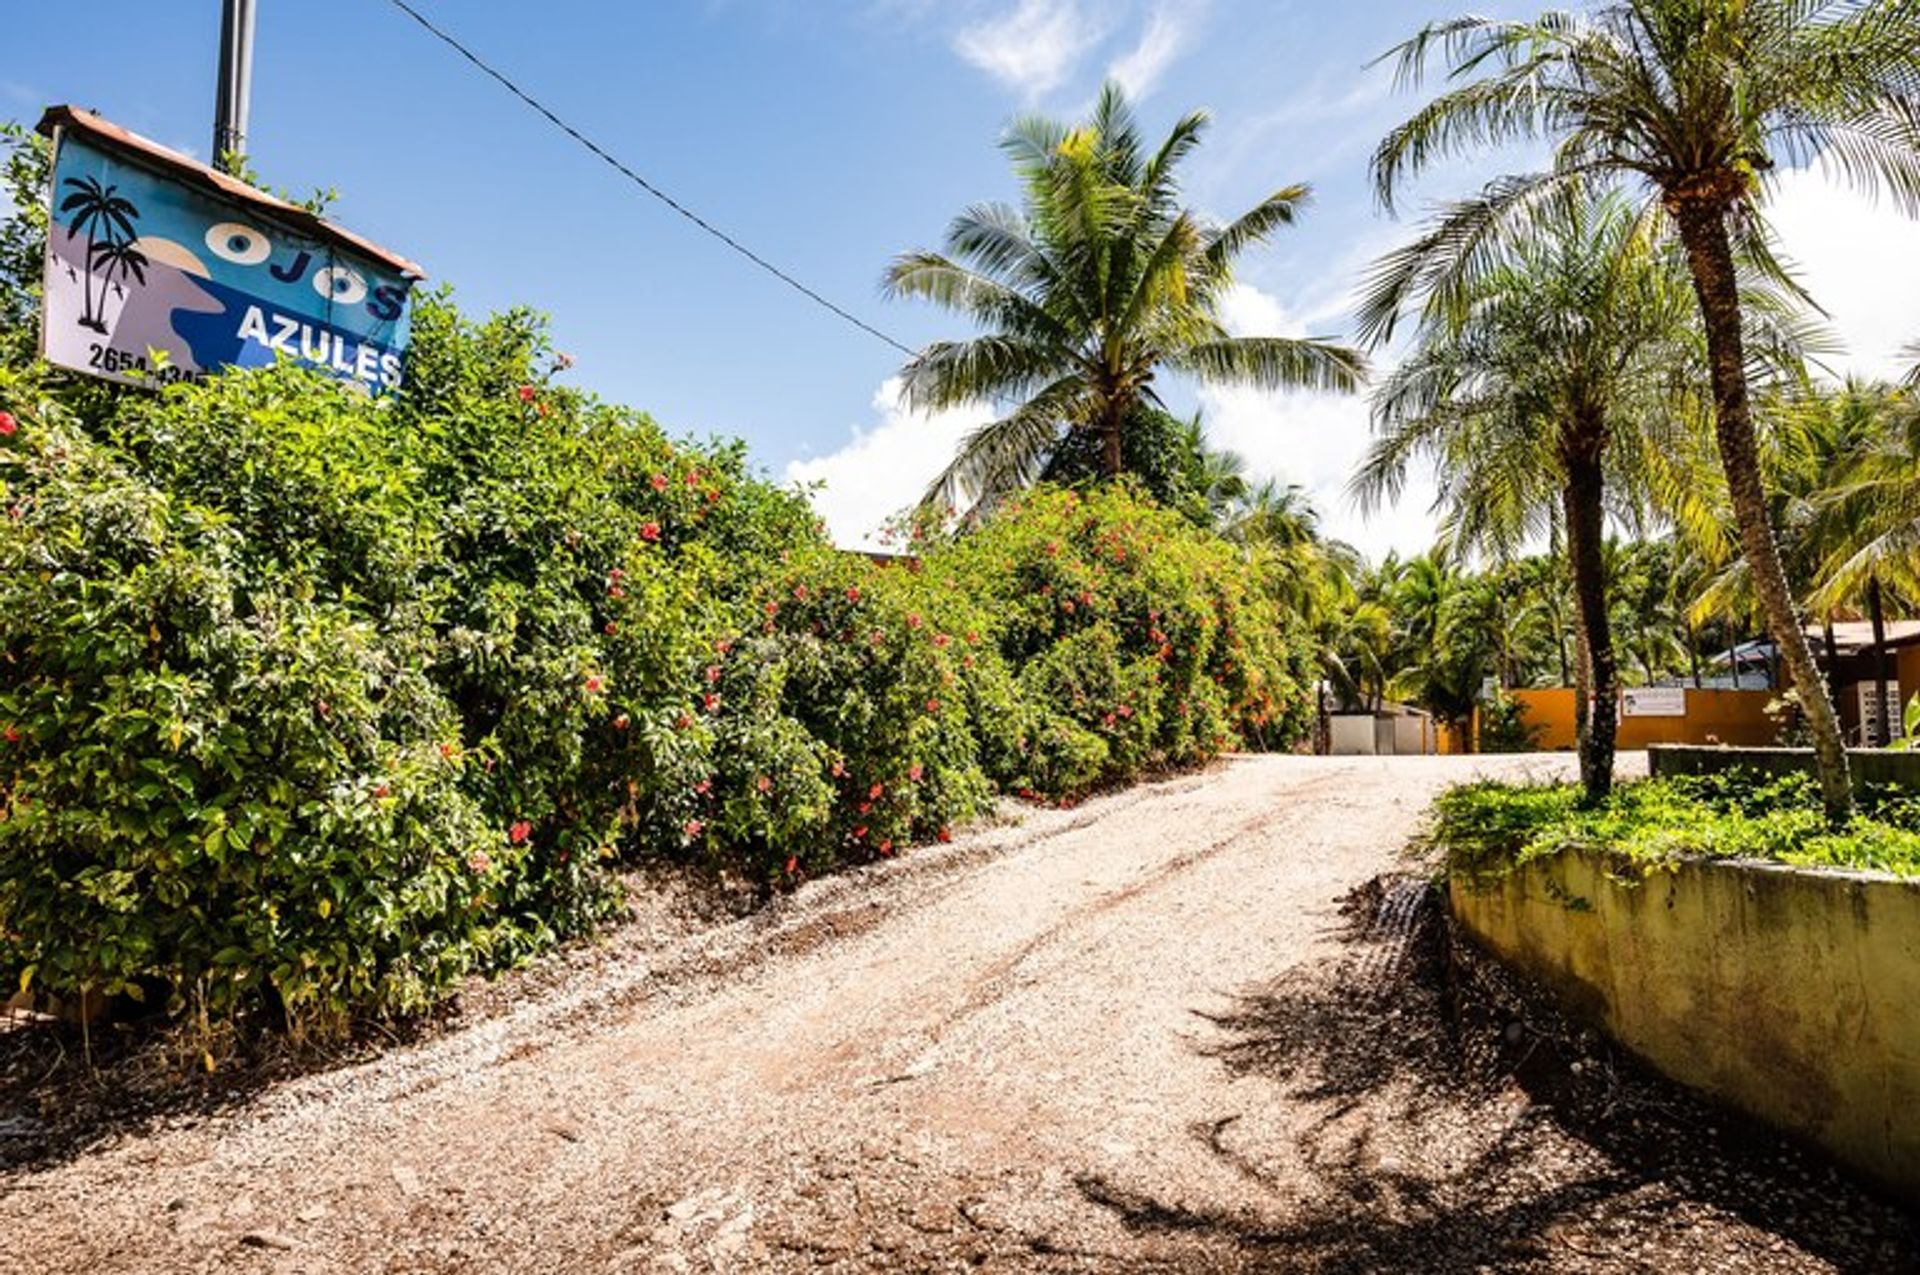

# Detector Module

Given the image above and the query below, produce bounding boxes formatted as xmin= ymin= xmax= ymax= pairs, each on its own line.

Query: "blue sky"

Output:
xmin=10 ymin=1 xmax=1920 ymax=556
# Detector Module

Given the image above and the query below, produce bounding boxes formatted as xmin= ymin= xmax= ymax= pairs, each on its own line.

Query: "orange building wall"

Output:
xmin=1507 ymin=688 xmax=1781 ymax=752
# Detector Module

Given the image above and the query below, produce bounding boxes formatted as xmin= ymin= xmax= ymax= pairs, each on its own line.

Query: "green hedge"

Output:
xmin=0 ymin=298 xmax=1313 ymax=1036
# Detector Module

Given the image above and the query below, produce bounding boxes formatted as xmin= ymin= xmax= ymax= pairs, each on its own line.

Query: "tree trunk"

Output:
xmin=1687 ymin=624 xmax=1702 ymax=688
xmin=1564 ymin=490 xmax=1592 ymax=753
xmin=1563 ymin=444 xmax=1617 ymax=804
xmin=1670 ymin=196 xmax=1853 ymax=820
xmin=1100 ymin=404 xmax=1124 ymax=479
xmin=1870 ymin=575 xmax=1893 ymax=747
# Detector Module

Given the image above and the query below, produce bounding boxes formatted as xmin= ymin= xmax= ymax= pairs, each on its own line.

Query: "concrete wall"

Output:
xmin=1509 ymin=687 xmax=1779 ymax=752
xmin=1649 ymin=743 xmax=1920 ymax=793
xmin=1451 ymin=849 xmax=1920 ymax=1200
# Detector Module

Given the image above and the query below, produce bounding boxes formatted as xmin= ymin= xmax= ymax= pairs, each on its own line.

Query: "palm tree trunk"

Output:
xmin=1101 ymin=412 xmax=1124 ymax=478
xmin=1671 ymin=197 xmax=1853 ymax=820
xmin=1870 ymin=575 xmax=1893 ymax=747
xmin=1563 ymin=490 xmax=1591 ymax=753
xmin=1687 ymin=624 xmax=1702 ymax=689
xmin=1563 ymin=446 xmax=1617 ymax=804
xmin=80 ymin=231 xmax=100 ymax=329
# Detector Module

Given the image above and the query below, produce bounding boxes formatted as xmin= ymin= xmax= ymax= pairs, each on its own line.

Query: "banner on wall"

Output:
xmin=1622 ymin=686 xmax=1687 ymax=718
xmin=36 ymin=106 xmax=424 ymax=390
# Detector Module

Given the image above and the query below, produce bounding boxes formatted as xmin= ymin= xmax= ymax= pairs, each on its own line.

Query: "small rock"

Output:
xmin=392 ymin=1164 xmax=422 ymax=1196
xmin=296 ymin=1204 xmax=328 ymax=1224
xmin=238 ymin=1231 xmax=299 ymax=1251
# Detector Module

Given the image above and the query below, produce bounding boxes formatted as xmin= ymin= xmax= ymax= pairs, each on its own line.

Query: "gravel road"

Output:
xmin=2 ymin=753 xmax=1912 ymax=1273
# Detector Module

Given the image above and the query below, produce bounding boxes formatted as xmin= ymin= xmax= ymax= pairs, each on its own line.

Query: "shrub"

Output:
xmin=927 ymin=484 xmax=1314 ymax=793
xmin=0 ymin=296 xmax=826 ymax=1030
xmin=0 ymin=382 xmax=501 ymax=1030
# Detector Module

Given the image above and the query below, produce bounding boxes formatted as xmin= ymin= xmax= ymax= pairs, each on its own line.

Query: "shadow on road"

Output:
xmin=1078 ymin=878 xmax=1919 ymax=1273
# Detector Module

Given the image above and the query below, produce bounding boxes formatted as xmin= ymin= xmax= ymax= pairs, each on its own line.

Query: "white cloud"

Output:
xmin=1195 ymin=283 xmax=1432 ymax=561
xmin=1106 ymin=4 xmax=1198 ymax=101
xmin=954 ymin=0 xmax=1106 ymax=100
xmin=785 ymin=378 xmax=994 ymax=552
xmin=1765 ymin=167 xmax=1920 ymax=379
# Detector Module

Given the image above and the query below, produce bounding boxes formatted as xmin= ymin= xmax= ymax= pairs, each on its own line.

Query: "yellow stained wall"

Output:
xmin=1507 ymin=687 xmax=1779 ymax=752
xmin=1452 ymin=850 xmax=1920 ymax=1201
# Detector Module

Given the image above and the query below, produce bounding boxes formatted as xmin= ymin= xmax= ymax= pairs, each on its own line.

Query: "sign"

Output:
xmin=1621 ymin=686 xmax=1687 ymax=718
xmin=39 ymin=110 xmax=420 ymax=390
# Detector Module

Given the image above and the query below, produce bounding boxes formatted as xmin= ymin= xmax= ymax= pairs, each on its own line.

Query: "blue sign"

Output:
xmin=43 ymin=126 xmax=417 ymax=390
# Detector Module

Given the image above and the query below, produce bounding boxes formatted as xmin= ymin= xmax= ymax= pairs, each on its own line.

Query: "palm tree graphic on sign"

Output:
xmin=58 ymin=175 xmax=140 ymax=333
xmin=91 ymin=237 xmax=149 ymax=303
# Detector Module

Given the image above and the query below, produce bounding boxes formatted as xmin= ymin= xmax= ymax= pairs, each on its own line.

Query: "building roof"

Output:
xmin=36 ymin=105 xmax=425 ymax=280
xmin=1716 ymin=619 xmax=1920 ymax=666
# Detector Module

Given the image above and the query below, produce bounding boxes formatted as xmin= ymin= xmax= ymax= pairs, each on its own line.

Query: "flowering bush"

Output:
xmin=0 ymin=376 xmax=502 ymax=1030
xmin=927 ymin=484 xmax=1314 ymax=793
xmin=0 ymin=295 xmax=823 ymax=1032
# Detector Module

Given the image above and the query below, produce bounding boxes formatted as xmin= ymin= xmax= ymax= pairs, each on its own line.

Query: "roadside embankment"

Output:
xmin=1452 ymin=847 xmax=1920 ymax=1200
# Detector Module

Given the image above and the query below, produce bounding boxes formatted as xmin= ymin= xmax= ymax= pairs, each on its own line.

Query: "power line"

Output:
xmin=383 ymin=0 xmax=918 ymax=359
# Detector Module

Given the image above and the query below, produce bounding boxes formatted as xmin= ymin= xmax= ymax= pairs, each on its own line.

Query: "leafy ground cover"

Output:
xmin=1433 ymin=771 xmax=1920 ymax=880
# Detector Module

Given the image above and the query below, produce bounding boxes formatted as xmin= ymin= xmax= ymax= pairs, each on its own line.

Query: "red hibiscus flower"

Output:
xmin=756 ymin=775 xmax=772 ymax=794
xmin=469 ymin=850 xmax=491 ymax=875
xmin=517 ymin=385 xmax=536 ymax=403
xmin=650 ymin=473 xmax=669 ymax=491
xmin=908 ymin=764 xmax=923 ymax=782
xmin=508 ymin=820 xmax=533 ymax=845
xmin=845 ymin=586 xmax=861 ymax=602
xmin=641 ymin=522 xmax=661 ymax=541
xmin=684 ymin=819 xmax=704 ymax=838
xmin=0 ymin=412 xmax=15 ymax=436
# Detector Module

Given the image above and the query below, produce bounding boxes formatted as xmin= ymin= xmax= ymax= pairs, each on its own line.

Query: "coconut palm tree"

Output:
xmin=89 ymin=237 xmax=148 ymax=312
xmin=1356 ymin=189 xmax=1719 ymax=800
xmin=1371 ymin=0 xmax=1920 ymax=817
xmin=1381 ymin=550 xmax=1494 ymax=750
xmin=886 ymin=83 xmax=1366 ymax=515
xmin=58 ymin=174 xmax=137 ymax=333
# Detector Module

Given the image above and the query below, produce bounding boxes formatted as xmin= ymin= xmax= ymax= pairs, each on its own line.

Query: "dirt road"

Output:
xmin=3 ymin=754 xmax=1912 ymax=1272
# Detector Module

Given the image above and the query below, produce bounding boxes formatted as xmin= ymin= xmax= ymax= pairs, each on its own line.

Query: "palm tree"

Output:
xmin=58 ymin=175 xmax=137 ymax=333
xmin=1356 ymin=189 xmax=1714 ymax=801
xmin=89 ymin=237 xmax=148 ymax=313
xmin=886 ymin=83 xmax=1366 ymax=515
xmin=1371 ymin=1 xmax=1920 ymax=817
xmin=1382 ymin=550 xmax=1494 ymax=750
xmin=1789 ymin=381 xmax=1920 ymax=742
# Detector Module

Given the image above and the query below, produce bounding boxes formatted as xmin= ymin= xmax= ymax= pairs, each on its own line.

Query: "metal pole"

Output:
xmin=213 ymin=0 xmax=256 ymax=171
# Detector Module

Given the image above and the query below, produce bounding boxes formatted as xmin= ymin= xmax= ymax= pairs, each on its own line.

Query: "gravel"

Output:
xmin=0 ymin=752 xmax=1911 ymax=1272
